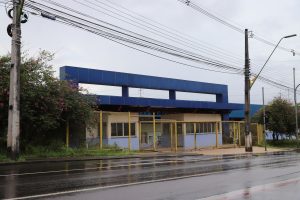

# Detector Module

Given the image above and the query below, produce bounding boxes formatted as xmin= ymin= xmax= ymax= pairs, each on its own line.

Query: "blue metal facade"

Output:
xmin=229 ymin=104 xmax=262 ymax=120
xmin=60 ymin=66 xmax=242 ymax=112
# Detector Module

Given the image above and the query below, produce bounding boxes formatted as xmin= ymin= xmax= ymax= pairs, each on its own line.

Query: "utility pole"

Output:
xmin=7 ymin=0 xmax=25 ymax=160
xmin=244 ymin=29 xmax=252 ymax=152
xmin=293 ymin=68 xmax=299 ymax=147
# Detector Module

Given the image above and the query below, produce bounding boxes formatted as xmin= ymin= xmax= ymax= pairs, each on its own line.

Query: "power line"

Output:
xmin=90 ymin=0 xmax=245 ymax=64
xmin=177 ymin=0 xmax=299 ymax=56
xmin=24 ymin=0 xmax=298 ymax=93
xmin=26 ymin=0 xmax=244 ymax=74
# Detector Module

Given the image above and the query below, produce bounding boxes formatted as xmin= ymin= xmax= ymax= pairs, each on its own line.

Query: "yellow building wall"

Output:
xmin=182 ymin=113 xmax=221 ymax=122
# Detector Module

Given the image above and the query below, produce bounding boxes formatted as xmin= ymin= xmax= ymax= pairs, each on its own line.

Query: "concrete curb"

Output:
xmin=0 ymin=149 xmax=297 ymax=166
xmin=0 ymin=152 xmax=203 ymax=166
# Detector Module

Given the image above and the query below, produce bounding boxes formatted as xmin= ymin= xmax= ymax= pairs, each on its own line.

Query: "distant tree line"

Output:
xmin=0 ymin=51 xmax=95 ymax=151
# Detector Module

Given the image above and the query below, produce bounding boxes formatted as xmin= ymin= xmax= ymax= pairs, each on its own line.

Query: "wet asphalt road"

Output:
xmin=1 ymin=151 xmax=300 ymax=200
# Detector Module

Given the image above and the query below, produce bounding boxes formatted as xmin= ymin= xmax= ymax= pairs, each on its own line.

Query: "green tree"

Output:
xmin=0 ymin=51 xmax=95 ymax=150
xmin=252 ymin=96 xmax=295 ymax=140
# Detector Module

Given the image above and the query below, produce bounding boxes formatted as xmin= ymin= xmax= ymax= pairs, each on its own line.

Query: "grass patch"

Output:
xmin=0 ymin=145 xmax=136 ymax=163
xmin=266 ymin=140 xmax=300 ymax=148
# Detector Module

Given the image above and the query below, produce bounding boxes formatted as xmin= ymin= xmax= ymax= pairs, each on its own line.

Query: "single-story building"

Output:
xmin=60 ymin=66 xmax=247 ymax=150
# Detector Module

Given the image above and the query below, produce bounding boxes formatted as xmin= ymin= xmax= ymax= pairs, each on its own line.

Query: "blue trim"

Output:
xmin=97 ymin=95 xmax=241 ymax=110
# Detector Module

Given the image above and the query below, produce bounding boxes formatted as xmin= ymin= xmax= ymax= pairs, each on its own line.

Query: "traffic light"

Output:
xmin=265 ymin=111 xmax=270 ymax=126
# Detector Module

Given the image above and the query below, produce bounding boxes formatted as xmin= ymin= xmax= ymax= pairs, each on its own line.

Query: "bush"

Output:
xmin=0 ymin=51 xmax=95 ymax=150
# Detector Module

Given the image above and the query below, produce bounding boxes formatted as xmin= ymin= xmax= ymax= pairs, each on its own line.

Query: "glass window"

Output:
xmin=117 ymin=123 xmax=123 ymax=136
xmin=186 ymin=123 xmax=194 ymax=134
xmin=111 ymin=122 xmax=136 ymax=137
xmin=196 ymin=123 xmax=200 ymax=133
xmin=124 ymin=123 xmax=129 ymax=136
xmin=131 ymin=123 xmax=135 ymax=136
xmin=111 ymin=123 xmax=117 ymax=137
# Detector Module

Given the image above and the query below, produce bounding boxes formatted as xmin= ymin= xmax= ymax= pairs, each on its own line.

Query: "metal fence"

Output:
xmin=66 ymin=112 xmax=264 ymax=151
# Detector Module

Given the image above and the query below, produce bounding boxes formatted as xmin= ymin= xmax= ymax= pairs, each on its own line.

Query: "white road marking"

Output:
xmin=3 ymin=157 xmax=298 ymax=200
xmin=0 ymin=155 xmax=241 ymax=177
xmin=0 ymin=154 xmax=294 ymax=178
xmin=3 ymin=170 xmax=227 ymax=200
xmin=197 ymin=176 xmax=300 ymax=200
xmin=0 ymin=160 xmax=180 ymax=177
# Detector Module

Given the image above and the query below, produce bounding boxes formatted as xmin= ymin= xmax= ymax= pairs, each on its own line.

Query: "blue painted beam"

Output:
xmin=60 ymin=66 xmax=228 ymax=103
xmin=96 ymin=95 xmax=242 ymax=111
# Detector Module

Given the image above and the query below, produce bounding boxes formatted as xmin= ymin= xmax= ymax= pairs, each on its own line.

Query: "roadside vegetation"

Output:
xmin=0 ymin=146 xmax=134 ymax=162
xmin=267 ymin=140 xmax=300 ymax=148
xmin=0 ymin=51 xmax=132 ymax=162
xmin=252 ymin=96 xmax=298 ymax=141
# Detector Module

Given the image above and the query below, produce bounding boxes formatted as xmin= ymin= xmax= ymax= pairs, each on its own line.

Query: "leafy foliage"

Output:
xmin=0 ymin=51 xmax=95 ymax=149
xmin=252 ymin=96 xmax=295 ymax=140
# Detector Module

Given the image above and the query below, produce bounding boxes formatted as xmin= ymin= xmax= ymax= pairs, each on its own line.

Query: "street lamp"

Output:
xmin=244 ymin=31 xmax=296 ymax=152
xmin=250 ymin=34 xmax=297 ymax=88
xmin=293 ymin=68 xmax=299 ymax=147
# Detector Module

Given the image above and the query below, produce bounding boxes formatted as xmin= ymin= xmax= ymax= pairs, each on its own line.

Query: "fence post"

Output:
xmin=256 ymin=123 xmax=259 ymax=145
xmin=139 ymin=121 xmax=142 ymax=151
xmin=99 ymin=111 xmax=103 ymax=150
xmin=66 ymin=119 xmax=70 ymax=148
xmin=233 ymin=122 xmax=236 ymax=148
xmin=194 ymin=123 xmax=197 ymax=150
xmin=238 ymin=122 xmax=241 ymax=147
xmin=175 ymin=122 xmax=178 ymax=152
xmin=215 ymin=122 xmax=219 ymax=148
xmin=128 ymin=112 xmax=131 ymax=151
xmin=153 ymin=112 xmax=156 ymax=151
xmin=170 ymin=123 xmax=173 ymax=151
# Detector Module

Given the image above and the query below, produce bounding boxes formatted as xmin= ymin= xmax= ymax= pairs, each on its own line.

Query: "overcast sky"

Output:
xmin=1 ymin=0 xmax=300 ymax=104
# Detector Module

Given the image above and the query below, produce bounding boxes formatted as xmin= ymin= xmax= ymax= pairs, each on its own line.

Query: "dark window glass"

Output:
xmin=111 ymin=123 xmax=117 ymax=137
xmin=117 ymin=123 xmax=123 ymax=136
xmin=196 ymin=123 xmax=200 ymax=133
xmin=124 ymin=123 xmax=129 ymax=136
xmin=186 ymin=123 xmax=194 ymax=134
xmin=131 ymin=123 xmax=135 ymax=136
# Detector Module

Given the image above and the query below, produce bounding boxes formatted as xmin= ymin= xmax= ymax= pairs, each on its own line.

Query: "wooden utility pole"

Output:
xmin=244 ymin=29 xmax=253 ymax=152
xmin=7 ymin=0 xmax=25 ymax=160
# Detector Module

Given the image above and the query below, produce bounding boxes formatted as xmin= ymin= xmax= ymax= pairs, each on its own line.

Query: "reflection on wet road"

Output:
xmin=1 ymin=151 xmax=300 ymax=199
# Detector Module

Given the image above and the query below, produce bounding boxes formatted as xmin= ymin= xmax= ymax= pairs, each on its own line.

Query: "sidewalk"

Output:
xmin=186 ymin=146 xmax=287 ymax=156
xmin=0 ymin=146 xmax=293 ymax=166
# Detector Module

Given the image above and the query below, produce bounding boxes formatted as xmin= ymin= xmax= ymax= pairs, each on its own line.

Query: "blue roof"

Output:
xmin=60 ymin=66 xmax=242 ymax=112
xmin=229 ymin=104 xmax=262 ymax=119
